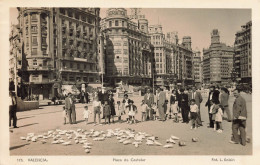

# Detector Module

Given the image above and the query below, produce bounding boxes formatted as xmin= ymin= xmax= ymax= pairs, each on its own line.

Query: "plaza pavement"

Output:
xmin=9 ymin=93 xmax=252 ymax=155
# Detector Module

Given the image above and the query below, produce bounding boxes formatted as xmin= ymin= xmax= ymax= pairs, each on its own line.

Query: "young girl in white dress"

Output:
xmin=215 ymin=105 xmax=224 ymax=133
xmin=126 ymin=100 xmax=137 ymax=124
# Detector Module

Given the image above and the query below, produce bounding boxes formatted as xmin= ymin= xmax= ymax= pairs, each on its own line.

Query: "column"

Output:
xmin=37 ymin=12 xmax=42 ymax=56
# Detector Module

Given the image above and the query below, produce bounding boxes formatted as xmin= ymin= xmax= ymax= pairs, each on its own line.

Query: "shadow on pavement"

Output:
xmin=10 ymin=143 xmax=30 ymax=151
xmin=19 ymin=123 xmax=39 ymax=128
xmin=18 ymin=116 xmax=35 ymax=120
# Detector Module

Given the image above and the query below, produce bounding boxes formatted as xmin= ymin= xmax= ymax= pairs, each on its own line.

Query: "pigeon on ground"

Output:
xmin=31 ymin=136 xmax=37 ymax=142
xmin=154 ymin=141 xmax=162 ymax=146
xmin=178 ymin=141 xmax=186 ymax=146
xmin=62 ymin=141 xmax=71 ymax=146
xmin=192 ymin=138 xmax=199 ymax=142
xmin=85 ymin=149 xmax=90 ymax=153
xmin=41 ymin=140 xmax=47 ymax=144
xmin=171 ymin=135 xmax=180 ymax=140
xmin=26 ymin=137 xmax=31 ymax=142
xmin=123 ymin=140 xmax=132 ymax=145
xmin=163 ymin=144 xmax=173 ymax=148
xmin=83 ymin=145 xmax=91 ymax=149
xmin=20 ymin=137 xmax=26 ymax=140
xmin=93 ymin=137 xmax=105 ymax=141
xmin=146 ymin=140 xmax=154 ymax=146
xmin=51 ymin=140 xmax=59 ymax=144
xmin=37 ymin=135 xmax=43 ymax=138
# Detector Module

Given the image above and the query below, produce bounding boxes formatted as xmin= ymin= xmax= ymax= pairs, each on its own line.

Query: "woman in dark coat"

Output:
xmin=108 ymin=94 xmax=116 ymax=123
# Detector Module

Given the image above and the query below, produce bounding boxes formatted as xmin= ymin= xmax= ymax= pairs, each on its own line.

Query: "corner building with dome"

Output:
xmin=101 ymin=8 xmax=154 ymax=86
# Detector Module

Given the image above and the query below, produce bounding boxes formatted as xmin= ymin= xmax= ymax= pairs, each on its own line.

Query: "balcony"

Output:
xmin=42 ymin=31 xmax=47 ymax=35
xmin=69 ymin=26 xmax=74 ymax=31
xmin=62 ymin=36 xmax=67 ymax=41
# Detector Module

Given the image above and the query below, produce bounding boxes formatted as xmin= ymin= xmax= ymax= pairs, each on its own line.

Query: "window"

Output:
xmin=122 ymin=21 xmax=124 ymax=27
xmin=53 ymin=16 xmax=56 ymax=23
xmin=68 ymin=11 xmax=73 ymax=17
xmin=77 ymin=63 xmax=80 ymax=69
xmin=60 ymin=8 xmax=65 ymax=15
xmin=70 ymin=63 xmax=73 ymax=68
xmin=43 ymin=74 xmax=48 ymax=79
xmin=33 ymin=59 xmax=37 ymax=66
xmin=32 ymin=48 xmax=37 ymax=55
xmin=43 ymin=60 xmax=47 ymax=66
xmin=31 ymin=14 xmax=37 ymax=21
xmin=69 ymin=76 xmax=74 ymax=81
xmin=89 ymin=77 xmax=94 ymax=83
xmin=32 ymin=36 xmax=37 ymax=45
xmin=31 ymin=25 xmax=37 ymax=32
xmin=115 ymin=20 xmax=118 ymax=26
xmin=75 ymin=13 xmax=79 ymax=20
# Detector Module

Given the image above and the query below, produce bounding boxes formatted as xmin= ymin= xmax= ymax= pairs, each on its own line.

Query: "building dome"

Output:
xmin=106 ymin=8 xmax=127 ymax=18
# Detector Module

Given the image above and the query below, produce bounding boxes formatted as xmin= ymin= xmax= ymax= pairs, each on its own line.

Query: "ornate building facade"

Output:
xmin=101 ymin=8 xmax=153 ymax=86
xmin=193 ymin=49 xmax=203 ymax=86
xmin=234 ymin=21 xmax=252 ymax=84
xmin=148 ymin=25 xmax=175 ymax=87
xmin=12 ymin=7 xmax=102 ymax=100
xmin=203 ymin=29 xmax=234 ymax=85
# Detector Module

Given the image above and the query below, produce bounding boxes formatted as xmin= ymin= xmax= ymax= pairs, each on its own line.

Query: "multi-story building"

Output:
xmin=9 ymin=24 xmax=24 ymax=96
xmin=13 ymin=7 xmax=102 ymax=100
xmin=149 ymin=25 xmax=174 ymax=87
xmin=178 ymin=36 xmax=194 ymax=86
xmin=234 ymin=21 xmax=252 ymax=84
xmin=101 ymin=8 xmax=153 ymax=86
xmin=193 ymin=49 xmax=203 ymax=86
xmin=203 ymin=29 xmax=234 ymax=85
xmin=9 ymin=25 xmax=22 ymax=83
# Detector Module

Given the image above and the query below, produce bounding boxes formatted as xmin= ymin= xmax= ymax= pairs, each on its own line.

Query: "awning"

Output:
xmin=88 ymin=83 xmax=102 ymax=89
xmin=61 ymin=85 xmax=80 ymax=95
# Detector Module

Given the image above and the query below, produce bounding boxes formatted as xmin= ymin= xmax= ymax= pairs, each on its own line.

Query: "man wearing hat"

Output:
xmin=157 ymin=87 xmax=166 ymax=121
xmin=205 ymin=86 xmax=220 ymax=128
xmin=178 ymin=88 xmax=189 ymax=123
xmin=65 ymin=93 xmax=76 ymax=124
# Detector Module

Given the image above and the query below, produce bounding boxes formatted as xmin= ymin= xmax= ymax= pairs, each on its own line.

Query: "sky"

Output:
xmin=10 ymin=8 xmax=251 ymax=53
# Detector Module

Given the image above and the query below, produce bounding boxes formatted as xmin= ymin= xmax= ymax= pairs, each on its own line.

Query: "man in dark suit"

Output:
xmin=144 ymin=88 xmax=154 ymax=120
xmin=205 ymin=86 xmax=220 ymax=128
xmin=9 ymin=91 xmax=18 ymax=128
xmin=188 ymin=87 xmax=203 ymax=126
xmin=65 ymin=93 xmax=76 ymax=124
xmin=179 ymin=89 xmax=189 ymax=123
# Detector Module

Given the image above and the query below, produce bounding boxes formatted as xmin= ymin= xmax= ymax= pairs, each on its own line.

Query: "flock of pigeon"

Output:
xmin=20 ymin=128 xmax=199 ymax=154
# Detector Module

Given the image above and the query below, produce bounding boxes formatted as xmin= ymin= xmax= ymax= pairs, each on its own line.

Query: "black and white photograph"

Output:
xmin=1 ymin=0 xmax=260 ymax=164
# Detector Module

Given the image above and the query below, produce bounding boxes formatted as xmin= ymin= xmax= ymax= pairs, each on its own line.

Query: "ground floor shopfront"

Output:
xmin=104 ymin=76 xmax=152 ymax=87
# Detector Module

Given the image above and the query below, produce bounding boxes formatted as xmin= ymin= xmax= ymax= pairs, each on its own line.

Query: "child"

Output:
xmin=151 ymin=103 xmax=157 ymax=120
xmin=62 ymin=106 xmax=67 ymax=125
xmin=126 ymin=100 xmax=137 ymax=124
xmin=83 ymin=106 xmax=91 ymax=125
xmin=170 ymin=90 xmax=179 ymax=122
xmin=189 ymin=99 xmax=199 ymax=130
xmin=165 ymin=100 xmax=171 ymax=120
xmin=93 ymin=97 xmax=102 ymax=126
xmin=210 ymin=100 xmax=220 ymax=131
xmin=215 ymin=105 xmax=224 ymax=133
xmin=141 ymin=100 xmax=149 ymax=122
xmin=103 ymin=101 xmax=111 ymax=124
xmin=117 ymin=101 xmax=123 ymax=122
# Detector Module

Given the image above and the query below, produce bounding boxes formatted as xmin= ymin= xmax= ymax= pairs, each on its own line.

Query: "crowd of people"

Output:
xmin=9 ymin=84 xmax=248 ymax=146
xmin=61 ymin=85 xmax=248 ymax=146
